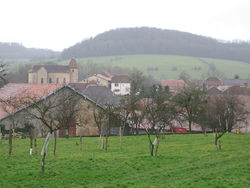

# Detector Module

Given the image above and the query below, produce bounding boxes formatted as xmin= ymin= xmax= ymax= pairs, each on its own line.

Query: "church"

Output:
xmin=28 ymin=58 xmax=78 ymax=84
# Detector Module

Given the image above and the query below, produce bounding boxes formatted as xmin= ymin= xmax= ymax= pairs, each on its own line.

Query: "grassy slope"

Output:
xmin=60 ymin=55 xmax=250 ymax=80
xmin=0 ymin=134 xmax=250 ymax=188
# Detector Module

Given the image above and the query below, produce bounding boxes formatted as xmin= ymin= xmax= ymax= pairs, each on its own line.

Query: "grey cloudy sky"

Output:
xmin=0 ymin=0 xmax=249 ymax=51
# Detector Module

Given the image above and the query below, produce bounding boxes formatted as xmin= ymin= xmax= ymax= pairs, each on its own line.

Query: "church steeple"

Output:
xmin=69 ymin=58 xmax=78 ymax=83
xmin=69 ymin=58 xmax=78 ymax=68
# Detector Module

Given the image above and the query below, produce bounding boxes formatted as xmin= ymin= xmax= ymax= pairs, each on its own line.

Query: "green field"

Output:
xmin=0 ymin=134 xmax=250 ymax=187
xmin=60 ymin=55 xmax=250 ymax=80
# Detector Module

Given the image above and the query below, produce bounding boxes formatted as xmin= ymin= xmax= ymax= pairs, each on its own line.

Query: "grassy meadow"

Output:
xmin=60 ymin=55 xmax=250 ymax=80
xmin=0 ymin=134 xmax=250 ymax=188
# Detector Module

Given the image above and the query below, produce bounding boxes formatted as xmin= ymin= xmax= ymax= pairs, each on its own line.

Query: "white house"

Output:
xmin=111 ymin=75 xmax=130 ymax=95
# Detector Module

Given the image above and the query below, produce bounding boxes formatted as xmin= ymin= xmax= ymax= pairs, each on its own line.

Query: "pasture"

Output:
xmin=0 ymin=134 xmax=250 ymax=187
xmin=60 ymin=55 xmax=250 ymax=80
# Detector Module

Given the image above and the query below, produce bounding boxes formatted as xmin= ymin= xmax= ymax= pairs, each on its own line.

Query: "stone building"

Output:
xmin=0 ymin=83 xmax=105 ymax=137
xmin=28 ymin=58 xmax=78 ymax=84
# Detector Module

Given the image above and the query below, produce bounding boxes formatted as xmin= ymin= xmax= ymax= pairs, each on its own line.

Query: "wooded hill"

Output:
xmin=61 ymin=27 xmax=250 ymax=63
xmin=0 ymin=42 xmax=59 ymax=61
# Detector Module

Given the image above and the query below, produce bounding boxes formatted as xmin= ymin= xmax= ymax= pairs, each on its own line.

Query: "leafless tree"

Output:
xmin=142 ymin=86 xmax=177 ymax=157
xmin=24 ymin=88 xmax=81 ymax=172
xmin=203 ymin=95 xmax=248 ymax=150
xmin=93 ymin=105 xmax=106 ymax=149
xmin=0 ymin=95 xmax=28 ymax=156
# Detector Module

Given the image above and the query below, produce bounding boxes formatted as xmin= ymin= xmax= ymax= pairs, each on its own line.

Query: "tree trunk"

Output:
xmin=8 ymin=129 xmax=13 ymax=156
xmin=218 ymin=140 xmax=221 ymax=150
xmin=0 ymin=126 xmax=2 ymax=145
xmin=154 ymin=137 xmax=160 ymax=157
xmin=80 ymin=136 xmax=83 ymax=151
xmin=105 ymin=133 xmax=108 ymax=151
xmin=214 ymin=133 xmax=220 ymax=150
xmin=147 ymin=134 xmax=154 ymax=156
xmin=0 ymin=132 xmax=2 ymax=145
xmin=202 ymin=126 xmax=207 ymax=136
xmin=53 ymin=132 xmax=57 ymax=156
xmin=34 ymin=138 xmax=38 ymax=155
xmin=101 ymin=135 xmax=104 ymax=149
xmin=188 ymin=121 xmax=192 ymax=132
xmin=29 ymin=137 xmax=33 ymax=155
xmin=150 ymin=143 xmax=154 ymax=156
xmin=119 ymin=126 xmax=122 ymax=149
xmin=41 ymin=132 xmax=52 ymax=172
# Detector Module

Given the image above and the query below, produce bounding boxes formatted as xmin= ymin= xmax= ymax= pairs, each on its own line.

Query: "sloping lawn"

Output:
xmin=0 ymin=133 xmax=249 ymax=188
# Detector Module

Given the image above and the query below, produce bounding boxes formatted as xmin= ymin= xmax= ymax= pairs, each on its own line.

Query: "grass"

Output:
xmin=5 ymin=54 xmax=250 ymax=80
xmin=60 ymin=54 xmax=250 ymax=80
xmin=0 ymin=133 xmax=250 ymax=187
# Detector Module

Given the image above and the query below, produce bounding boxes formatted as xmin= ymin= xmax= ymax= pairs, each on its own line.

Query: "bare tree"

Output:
xmin=0 ymin=95 xmax=28 ymax=156
xmin=92 ymin=105 xmax=106 ymax=149
xmin=24 ymin=88 xmax=81 ymax=172
xmin=52 ymin=92 xmax=80 ymax=155
xmin=203 ymin=95 xmax=248 ymax=150
xmin=142 ymin=85 xmax=177 ymax=157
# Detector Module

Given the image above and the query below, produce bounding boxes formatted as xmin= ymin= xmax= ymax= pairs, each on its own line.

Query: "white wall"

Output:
xmin=111 ymin=83 xmax=130 ymax=95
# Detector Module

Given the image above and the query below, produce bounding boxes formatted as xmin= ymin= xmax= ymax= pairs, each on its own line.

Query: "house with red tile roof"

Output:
xmin=80 ymin=72 xmax=113 ymax=88
xmin=0 ymin=83 xmax=109 ymax=137
xmin=161 ymin=80 xmax=186 ymax=94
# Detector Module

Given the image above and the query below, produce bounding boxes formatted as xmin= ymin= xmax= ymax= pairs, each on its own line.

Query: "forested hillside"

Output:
xmin=0 ymin=42 xmax=59 ymax=61
xmin=61 ymin=27 xmax=250 ymax=63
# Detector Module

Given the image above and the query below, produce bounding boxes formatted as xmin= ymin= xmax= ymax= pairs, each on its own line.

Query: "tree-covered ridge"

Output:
xmin=61 ymin=27 xmax=250 ymax=63
xmin=0 ymin=42 xmax=59 ymax=60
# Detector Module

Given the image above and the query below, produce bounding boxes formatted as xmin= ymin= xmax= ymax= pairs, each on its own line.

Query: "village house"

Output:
xmin=197 ymin=77 xmax=222 ymax=90
xmin=161 ymin=80 xmax=186 ymax=94
xmin=197 ymin=77 xmax=250 ymax=90
xmin=0 ymin=83 xmax=113 ymax=137
xmin=111 ymin=75 xmax=131 ymax=95
xmin=80 ymin=72 xmax=112 ymax=88
xmin=28 ymin=58 xmax=78 ymax=84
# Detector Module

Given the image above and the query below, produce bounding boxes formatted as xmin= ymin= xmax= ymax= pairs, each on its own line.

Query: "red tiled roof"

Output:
xmin=111 ymin=75 xmax=130 ymax=83
xmin=0 ymin=83 xmax=63 ymax=119
xmin=99 ymin=72 xmax=113 ymax=79
xmin=223 ymin=86 xmax=250 ymax=95
xmin=161 ymin=80 xmax=186 ymax=91
xmin=97 ymin=72 xmax=113 ymax=81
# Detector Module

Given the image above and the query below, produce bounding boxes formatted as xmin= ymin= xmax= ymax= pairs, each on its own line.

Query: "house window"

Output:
xmin=56 ymin=78 xmax=59 ymax=83
xmin=49 ymin=78 xmax=52 ymax=83
xmin=63 ymin=78 xmax=66 ymax=83
xmin=114 ymin=89 xmax=120 ymax=92
xmin=115 ymin=83 xmax=119 ymax=87
xmin=72 ymin=69 xmax=74 ymax=72
xmin=41 ymin=78 xmax=44 ymax=84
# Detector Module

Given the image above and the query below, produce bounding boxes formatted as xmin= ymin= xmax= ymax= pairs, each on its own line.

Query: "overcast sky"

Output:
xmin=0 ymin=0 xmax=249 ymax=51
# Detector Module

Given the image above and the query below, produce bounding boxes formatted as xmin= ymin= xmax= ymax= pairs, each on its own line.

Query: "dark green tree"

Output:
xmin=174 ymin=87 xmax=207 ymax=132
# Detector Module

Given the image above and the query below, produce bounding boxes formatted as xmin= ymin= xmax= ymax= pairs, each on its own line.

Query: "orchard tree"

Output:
xmin=204 ymin=95 xmax=248 ymax=150
xmin=0 ymin=95 xmax=28 ymax=156
xmin=174 ymin=86 xmax=207 ymax=132
xmin=142 ymin=85 xmax=177 ymax=157
xmin=24 ymin=88 xmax=81 ymax=172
